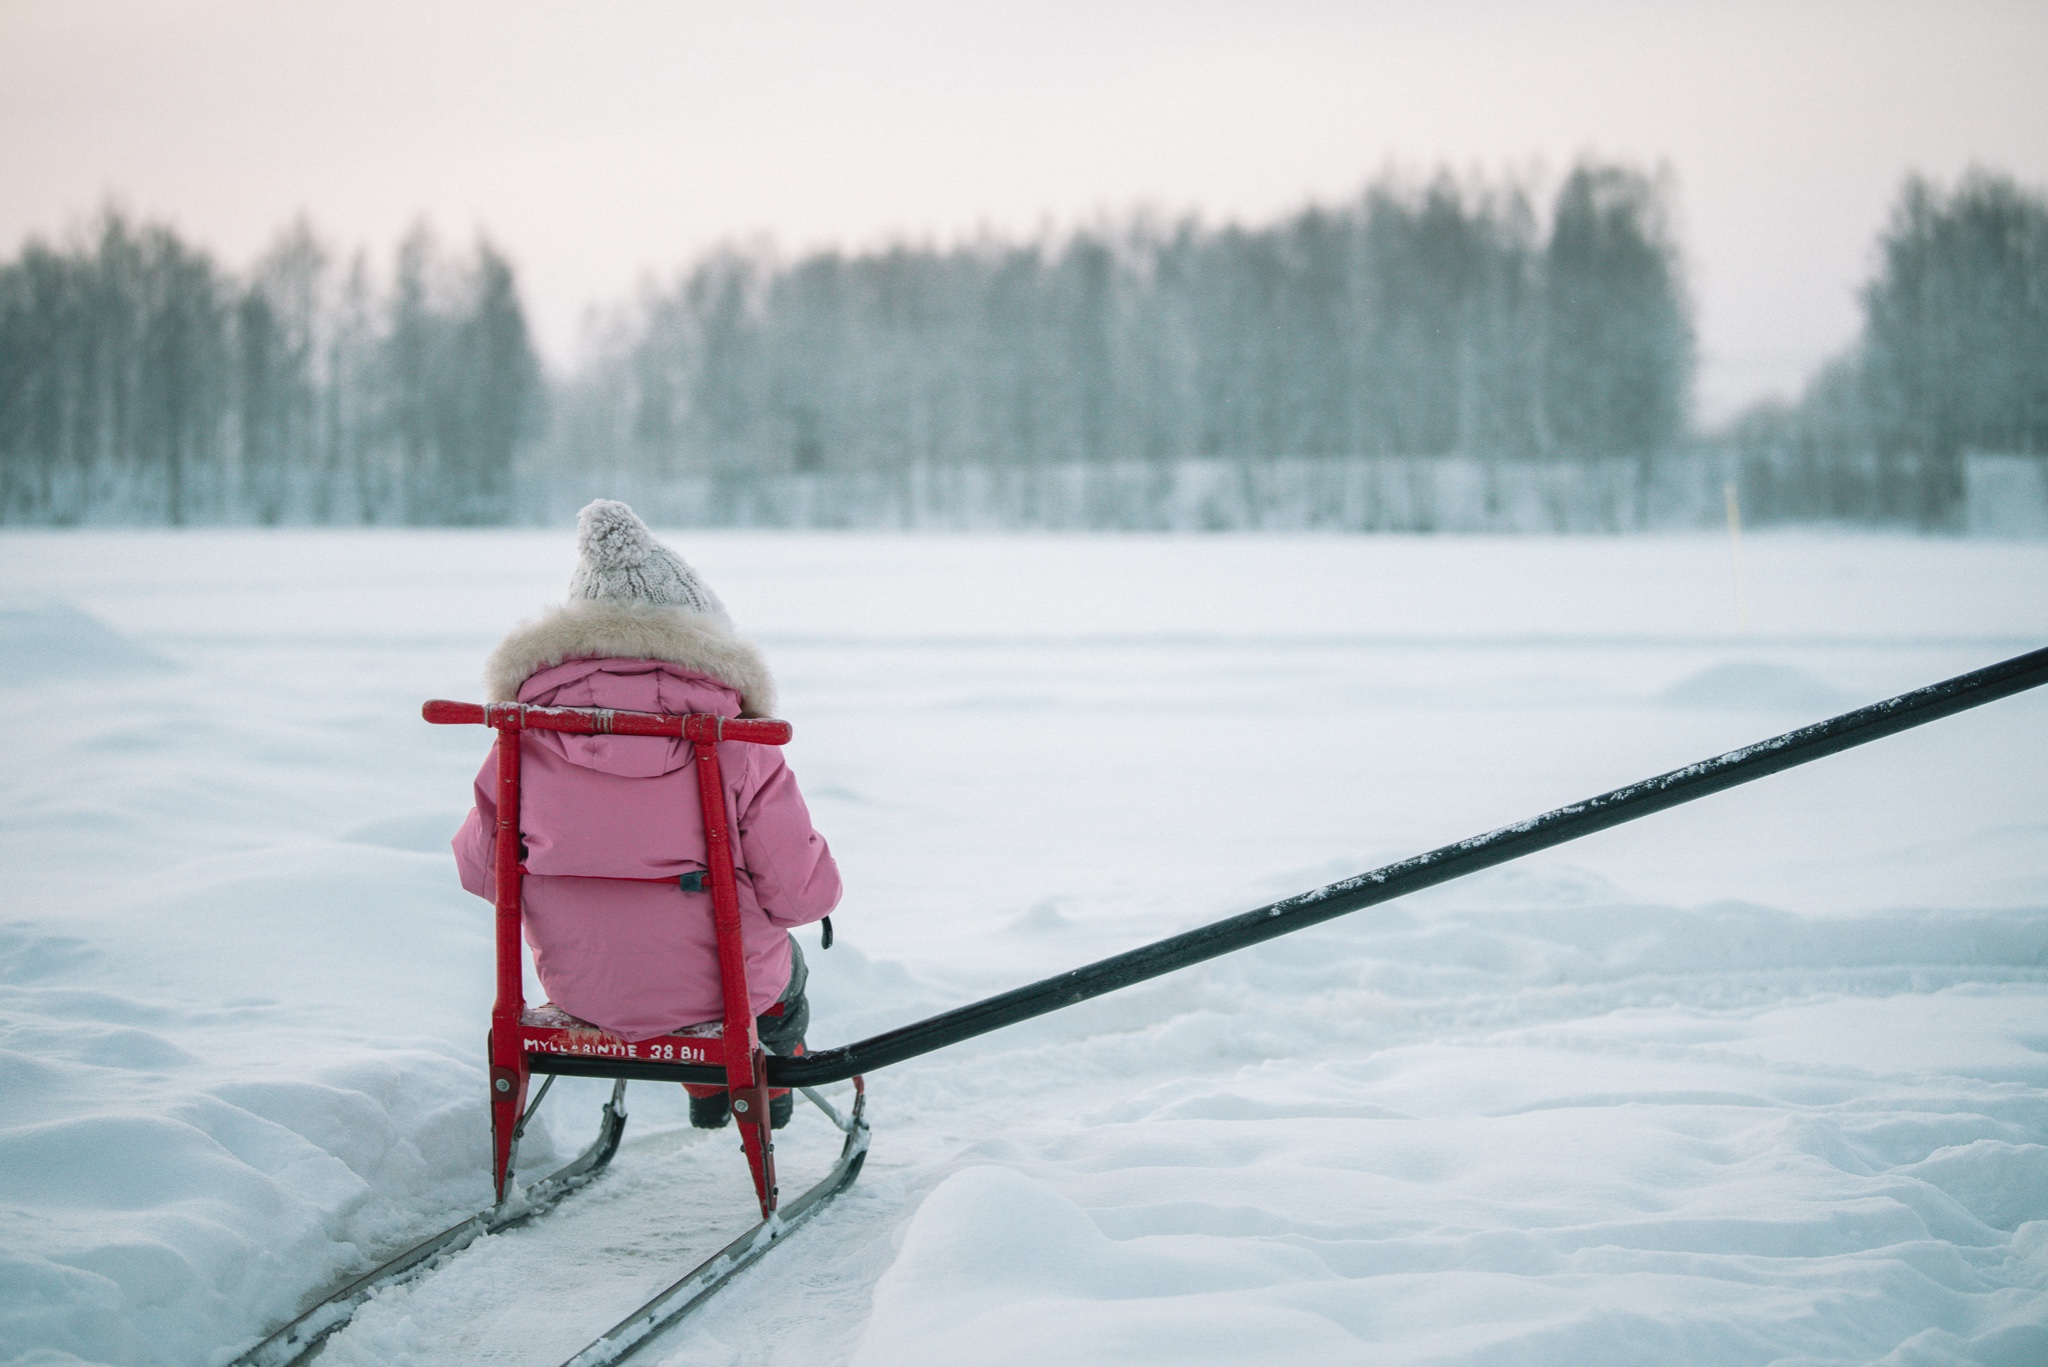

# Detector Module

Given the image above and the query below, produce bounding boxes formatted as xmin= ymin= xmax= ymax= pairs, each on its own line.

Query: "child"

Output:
xmin=453 ymin=500 xmax=840 ymax=1129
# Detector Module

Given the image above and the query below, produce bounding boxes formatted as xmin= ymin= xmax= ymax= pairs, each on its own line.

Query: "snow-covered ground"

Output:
xmin=3 ymin=529 xmax=2046 ymax=1367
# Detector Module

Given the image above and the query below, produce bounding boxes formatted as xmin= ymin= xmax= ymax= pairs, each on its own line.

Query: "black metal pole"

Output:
xmin=530 ymin=646 xmax=2048 ymax=1091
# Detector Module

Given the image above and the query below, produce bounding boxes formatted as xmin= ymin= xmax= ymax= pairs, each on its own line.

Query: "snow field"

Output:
xmin=0 ymin=529 xmax=2045 ymax=1366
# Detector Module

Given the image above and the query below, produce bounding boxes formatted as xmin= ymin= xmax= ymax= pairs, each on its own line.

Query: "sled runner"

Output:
xmin=231 ymin=700 xmax=869 ymax=1367
xmin=225 ymin=1082 xmax=629 ymax=1367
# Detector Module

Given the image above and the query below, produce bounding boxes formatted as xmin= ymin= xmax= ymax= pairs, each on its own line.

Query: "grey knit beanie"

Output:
xmin=567 ymin=500 xmax=728 ymax=617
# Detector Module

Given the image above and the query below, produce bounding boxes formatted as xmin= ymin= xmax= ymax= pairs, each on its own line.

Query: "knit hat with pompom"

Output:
xmin=566 ymin=499 xmax=728 ymax=618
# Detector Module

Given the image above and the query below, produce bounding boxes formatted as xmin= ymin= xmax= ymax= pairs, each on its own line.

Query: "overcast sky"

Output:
xmin=3 ymin=0 xmax=2044 ymax=423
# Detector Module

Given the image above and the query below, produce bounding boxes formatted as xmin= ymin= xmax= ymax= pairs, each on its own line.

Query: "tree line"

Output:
xmin=1730 ymin=169 xmax=2048 ymax=529
xmin=2 ymin=164 xmax=2039 ymax=530
xmin=0 ymin=213 xmax=542 ymax=525
xmin=561 ymin=164 xmax=1692 ymax=506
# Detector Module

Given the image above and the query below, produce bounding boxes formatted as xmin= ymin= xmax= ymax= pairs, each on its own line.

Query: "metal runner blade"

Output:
xmin=559 ymin=1096 xmax=871 ymax=1367
xmin=227 ymin=1082 xmax=629 ymax=1367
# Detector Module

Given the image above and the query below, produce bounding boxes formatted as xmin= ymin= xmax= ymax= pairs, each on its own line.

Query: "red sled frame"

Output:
xmin=230 ymin=701 xmax=866 ymax=1367
xmin=423 ymin=698 xmax=865 ymax=1221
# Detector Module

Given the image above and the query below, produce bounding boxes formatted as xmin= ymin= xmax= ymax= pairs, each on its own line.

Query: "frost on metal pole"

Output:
xmin=520 ymin=646 xmax=2048 ymax=1094
xmin=748 ymin=643 xmax=2047 ymax=1087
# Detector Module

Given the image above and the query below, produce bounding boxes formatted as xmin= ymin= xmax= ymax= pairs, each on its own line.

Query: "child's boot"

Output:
xmin=685 ymin=1084 xmax=730 ymax=1129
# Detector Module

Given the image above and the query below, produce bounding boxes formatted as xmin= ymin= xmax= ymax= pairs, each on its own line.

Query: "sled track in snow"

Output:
xmin=232 ymin=1082 xmax=868 ymax=1367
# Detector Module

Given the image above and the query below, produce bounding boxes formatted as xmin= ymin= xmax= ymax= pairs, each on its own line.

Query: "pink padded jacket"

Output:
xmin=452 ymin=652 xmax=840 ymax=1041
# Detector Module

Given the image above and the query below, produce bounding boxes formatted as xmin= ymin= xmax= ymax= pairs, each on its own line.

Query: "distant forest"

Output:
xmin=1730 ymin=170 xmax=2048 ymax=528
xmin=1 ymin=164 xmax=2042 ymax=531
xmin=0 ymin=220 xmax=541 ymax=526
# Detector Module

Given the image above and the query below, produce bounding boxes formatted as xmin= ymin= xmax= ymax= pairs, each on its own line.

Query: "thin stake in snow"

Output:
xmin=1725 ymin=479 xmax=1751 ymax=635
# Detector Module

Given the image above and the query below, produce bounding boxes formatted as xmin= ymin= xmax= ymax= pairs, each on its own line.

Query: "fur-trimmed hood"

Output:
xmin=484 ymin=599 xmax=776 ymax=717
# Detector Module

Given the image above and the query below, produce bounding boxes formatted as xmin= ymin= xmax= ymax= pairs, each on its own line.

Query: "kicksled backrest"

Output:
xmin=422 ymin=700 xmax=794 ymax=1215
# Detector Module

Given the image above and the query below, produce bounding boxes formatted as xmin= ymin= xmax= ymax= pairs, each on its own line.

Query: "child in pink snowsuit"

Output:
xmin=453 ymin=500 xmax=840 ymax=1128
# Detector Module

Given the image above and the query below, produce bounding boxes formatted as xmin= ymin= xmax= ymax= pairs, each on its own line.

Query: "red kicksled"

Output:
xmin=422 ymin=698 xmax=819 ymax=1218
xmin=229 ymin=700 xmax=868 ymax=1367
xmin=434 ymin=698 xmax=871 ymax=1360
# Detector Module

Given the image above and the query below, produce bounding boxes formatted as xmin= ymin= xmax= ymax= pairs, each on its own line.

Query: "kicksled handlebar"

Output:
xmin=433 ymin=644 xmax=2048 ymax=1092
xmin=423 ymin=699 xmax=792 ymax=745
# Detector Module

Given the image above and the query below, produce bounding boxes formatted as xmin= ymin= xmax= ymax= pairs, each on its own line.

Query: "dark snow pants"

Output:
xmin=682 ymin=935 xmax=809 ymax=1100
xmin=755 ymin=936 xmax=810 ymax=1057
